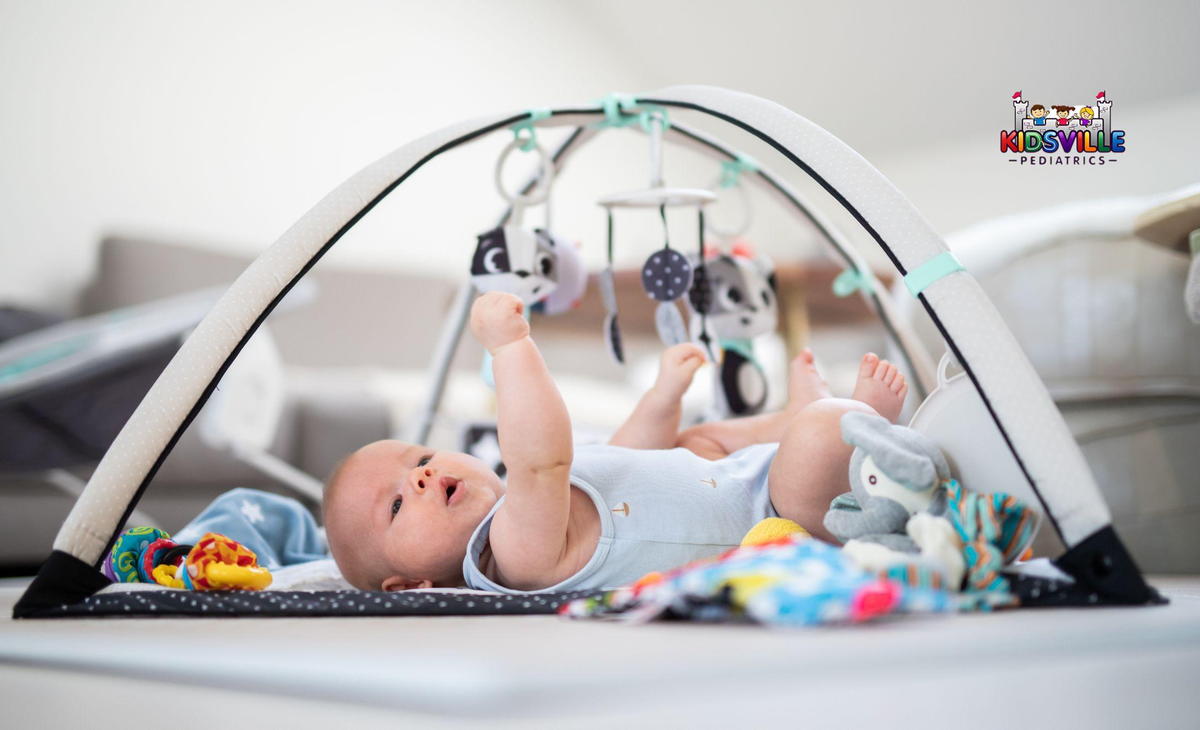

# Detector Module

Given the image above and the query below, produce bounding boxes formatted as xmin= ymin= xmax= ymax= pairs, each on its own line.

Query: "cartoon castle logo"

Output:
xmin=1002 ymin=90 xmax=1125 ymax=165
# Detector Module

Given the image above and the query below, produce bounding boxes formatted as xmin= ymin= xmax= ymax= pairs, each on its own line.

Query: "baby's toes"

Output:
xmin=879 ymin=361 xmax=898 ymax=384
xmin=890 ymin=370 xmax=907 ymax=393
xmin=860 ymin=352 xmax=880 ymax=378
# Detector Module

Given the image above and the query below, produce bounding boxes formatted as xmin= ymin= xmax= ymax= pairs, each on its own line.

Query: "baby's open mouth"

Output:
xmin=440 ymin=476 xmax=461 ymax=504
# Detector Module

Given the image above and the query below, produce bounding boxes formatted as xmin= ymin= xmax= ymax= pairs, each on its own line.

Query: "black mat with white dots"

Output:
xmin=31 ymin=588 xmax=604 ymax=618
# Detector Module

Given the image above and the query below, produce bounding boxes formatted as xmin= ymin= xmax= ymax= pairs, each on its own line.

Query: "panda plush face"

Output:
xmin=691 ymin=254 xmax=778 ymax=340
xmin=471 ymin=225 xmax=559 ymax=304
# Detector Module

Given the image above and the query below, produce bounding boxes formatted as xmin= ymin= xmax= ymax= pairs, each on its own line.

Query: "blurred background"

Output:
xmin=1 ymin=0 xmax=1197 ymax=573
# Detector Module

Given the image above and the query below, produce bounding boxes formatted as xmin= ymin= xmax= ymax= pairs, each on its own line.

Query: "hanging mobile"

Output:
xmin=641 ymin=205 xmax=692 ymax=346
xmin=597 ymin=108 xmax=716 ymax=355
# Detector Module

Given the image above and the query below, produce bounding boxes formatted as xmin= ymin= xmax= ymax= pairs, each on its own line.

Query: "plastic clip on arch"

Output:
xmin=832 ymin=268 xmax=875 ymax=298
xmin=718 ymin=153 xmax=760 ymax=189
xmin=509 ymin=108 xmax=552 ymax=152
xmin=594 ymin=93 xmax=670 ymax=133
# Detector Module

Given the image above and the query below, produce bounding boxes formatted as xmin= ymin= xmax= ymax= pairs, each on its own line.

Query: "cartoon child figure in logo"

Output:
xmin=1078 ymin=106 xmax=1094 ymax=126
xmin=1030 ymin=104 xmax=1048 ymax=126
xmin=1053 ymin=105 xmax=1075 ymax=126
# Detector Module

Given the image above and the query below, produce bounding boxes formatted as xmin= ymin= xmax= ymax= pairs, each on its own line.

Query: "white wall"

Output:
xmin=2 ymin=0 xmax=1198 ymax=312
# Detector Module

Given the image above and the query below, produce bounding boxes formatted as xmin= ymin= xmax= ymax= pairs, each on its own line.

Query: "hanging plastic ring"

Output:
xmin=494 ymin=136 xmax=555 ymax=207
xmin=704 ymin=175 xmax=753 ymax=239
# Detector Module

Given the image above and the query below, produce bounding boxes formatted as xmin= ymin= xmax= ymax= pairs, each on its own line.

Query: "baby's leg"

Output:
xmin=767 ymin=398 xmax=876 ymax=542
xmin=608 ymin=344 xmax=706 ymax=449
xmin=676 ymin=349 xmax=829 ymax=459
xmin=767 ymin=357 xmax=910 ymax=541
xmin=678 ymin=351 xmax=909 ymax=460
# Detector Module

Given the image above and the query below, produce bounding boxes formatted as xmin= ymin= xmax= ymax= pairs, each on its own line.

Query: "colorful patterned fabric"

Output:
xmin=561 ymin=536 xmax=951 ymax=627
xmin=939 ymin=479 xmax=1038 ymax=607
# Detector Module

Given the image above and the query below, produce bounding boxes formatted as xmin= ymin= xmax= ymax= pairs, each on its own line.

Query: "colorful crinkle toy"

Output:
xmin=103 ymin=527 xmax=272 ymax=591
xmin=561 ymin=535 xmax=950 ymax=627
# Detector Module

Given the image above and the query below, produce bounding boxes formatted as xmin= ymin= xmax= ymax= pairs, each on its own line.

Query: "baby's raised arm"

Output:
xmin=469 ymin=292 xmax=573 ymax=588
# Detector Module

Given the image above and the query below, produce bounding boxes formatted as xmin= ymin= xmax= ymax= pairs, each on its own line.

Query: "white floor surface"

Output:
xmin=2 ymin=577 xmax=1199 ymax=728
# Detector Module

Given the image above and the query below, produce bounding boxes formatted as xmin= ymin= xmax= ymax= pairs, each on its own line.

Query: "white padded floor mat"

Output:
xmin=2 ymin=578 xmax=1199 ymax=726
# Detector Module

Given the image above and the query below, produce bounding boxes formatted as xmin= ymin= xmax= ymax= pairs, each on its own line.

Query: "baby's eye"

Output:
xmin=417 ymin=455 xmax=432 ymax=467
xmin=390 ymin=497 xmax=403 ymax=518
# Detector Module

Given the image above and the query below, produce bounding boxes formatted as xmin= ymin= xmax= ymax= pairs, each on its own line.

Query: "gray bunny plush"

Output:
xmin=823 ymin=411 xmax=951 ymax=552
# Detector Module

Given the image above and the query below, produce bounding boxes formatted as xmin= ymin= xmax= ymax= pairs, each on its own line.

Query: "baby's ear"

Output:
xmin=381 ymin=576 xmax=433 ymax=592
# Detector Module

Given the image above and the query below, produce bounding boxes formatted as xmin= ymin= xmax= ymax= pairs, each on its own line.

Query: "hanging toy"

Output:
xmin=686 ymin=153 xmax=778 ymax=417
xmin=687 ymin=244 xmax=779 ymax=417
xmin=640 ymin=206 xmax=693 ymax=346
xmin=596 ymin=105 xmax=717 ymax=359
xmin=470 ymin=226 xmax=559 ymax=305
xmin=474 ymin=119 xmax=586 ymax=383
xmin=600 ymin=210 xmax=624 ymax=364
xmin=471 ymin=128 xmax=562 ymax=306
xmin=534 ymin=232 xmax=588 ymax=316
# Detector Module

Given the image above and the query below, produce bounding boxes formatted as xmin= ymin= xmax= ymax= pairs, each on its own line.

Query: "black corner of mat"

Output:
xmin=12 ymin=550 xmax=112 ymax=618
xmin=1054 ymin=526 xmax=1166 ymax=606
xmin=27 ymin=587 xmax=604 ymax=619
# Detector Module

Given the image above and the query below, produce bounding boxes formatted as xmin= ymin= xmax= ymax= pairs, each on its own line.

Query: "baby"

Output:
xmin=324 ymin=291 xmax=908 ymax=593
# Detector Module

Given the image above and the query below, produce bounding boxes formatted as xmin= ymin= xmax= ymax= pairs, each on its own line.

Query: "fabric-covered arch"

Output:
xmin=15 ymin=85 xmax=1155 ymax=617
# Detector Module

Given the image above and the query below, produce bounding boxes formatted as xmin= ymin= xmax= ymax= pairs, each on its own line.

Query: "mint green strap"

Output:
xmin=509 ymin=108 xmax=552 ymax=152
xmin=593 ymin=93 xmax=669 ymax=133
xmin=904 ymin=252 xmax=965 ymax=296
xmin=595 ymin=92 xmax=639 ymax=128
xmin=1190 ymin=228 xmax=1200 ymax=256
xmin=719 ymin=153 xmax=760 ymax=188
xmin=832 ymin=268 xmax=874 ymax=297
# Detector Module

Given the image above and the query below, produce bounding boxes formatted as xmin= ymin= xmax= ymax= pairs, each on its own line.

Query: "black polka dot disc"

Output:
xmin=641 ymin=249 xmax=693 ymax=302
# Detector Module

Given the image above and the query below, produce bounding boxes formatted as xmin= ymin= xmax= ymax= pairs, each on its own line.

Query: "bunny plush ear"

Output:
xmin=841 ymin=411 xmax=948 ymax=491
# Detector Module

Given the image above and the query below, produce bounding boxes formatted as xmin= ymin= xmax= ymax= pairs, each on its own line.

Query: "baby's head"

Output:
xmin=324 ymin=440 xmax=504 ymax=591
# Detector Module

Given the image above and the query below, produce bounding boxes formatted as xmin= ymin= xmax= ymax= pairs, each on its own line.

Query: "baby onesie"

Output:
xmin=462 ymin=442 xmax=780 ymax=594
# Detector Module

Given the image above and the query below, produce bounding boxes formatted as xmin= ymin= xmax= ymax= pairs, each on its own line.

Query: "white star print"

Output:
xmin=239 ymin=499 xmax=265 ymax=525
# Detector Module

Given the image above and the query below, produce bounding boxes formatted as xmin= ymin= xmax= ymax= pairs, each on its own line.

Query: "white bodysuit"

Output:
xmin=462 ymin=442 xmax=780 ymax=594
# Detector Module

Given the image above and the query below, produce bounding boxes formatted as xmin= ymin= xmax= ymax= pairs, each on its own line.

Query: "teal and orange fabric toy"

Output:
xmin=103 ymin=527 xmax=272 ymax=591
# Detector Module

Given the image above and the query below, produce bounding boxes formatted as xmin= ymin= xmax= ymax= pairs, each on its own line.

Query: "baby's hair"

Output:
xmin=1079 ymin=106 xmax=1094 ymax=117
xmin=322 ymin=451 xmax=392 ymax=591
xmin=1052 ymin=105 xmax=1075 ymax=113
xmin=321 ymin=455 xmax=351 ymax=526
xmin=1031 ymin=104 xmax=1046 ymax=112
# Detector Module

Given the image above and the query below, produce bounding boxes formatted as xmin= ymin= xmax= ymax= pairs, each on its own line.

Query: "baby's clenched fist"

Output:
xmin=470 ymin=291 xmax=530 ymax=353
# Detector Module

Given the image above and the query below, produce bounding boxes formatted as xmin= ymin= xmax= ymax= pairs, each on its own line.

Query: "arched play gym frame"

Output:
xmin=14 ymin=86 xmax=1156 ymax=617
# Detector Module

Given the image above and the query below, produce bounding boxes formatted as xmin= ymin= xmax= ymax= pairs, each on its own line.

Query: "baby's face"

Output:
xmin=326 ymin=441 xmax=504 ymax=590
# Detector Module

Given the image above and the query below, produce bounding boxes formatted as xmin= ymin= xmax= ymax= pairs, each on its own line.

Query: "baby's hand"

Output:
xmin=470 ymin=291 xmax=530 ymax=353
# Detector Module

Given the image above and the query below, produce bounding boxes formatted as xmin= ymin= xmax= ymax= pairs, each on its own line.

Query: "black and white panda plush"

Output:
xmin=470 ymin=225 xmax=560 ymax=305
xmin=687 ymin=251 xmax=779 ymax=416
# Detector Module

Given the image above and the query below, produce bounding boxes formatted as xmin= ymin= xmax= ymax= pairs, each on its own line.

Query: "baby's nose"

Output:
xmin=415 ymin=467 xmax=434 ymax=491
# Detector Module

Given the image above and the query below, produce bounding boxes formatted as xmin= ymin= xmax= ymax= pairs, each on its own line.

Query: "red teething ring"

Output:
xmin=138 ymin=538 xmax=178 ymax=582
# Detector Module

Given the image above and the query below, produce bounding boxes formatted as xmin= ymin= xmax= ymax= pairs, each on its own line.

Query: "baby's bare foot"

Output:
xmin=851 ymin=353 xmax=908 ymax=423
xmin=653 ymin=343 xmax=707 ymax=401
xmin=787 ymin=348 xmax=831 ymax=409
